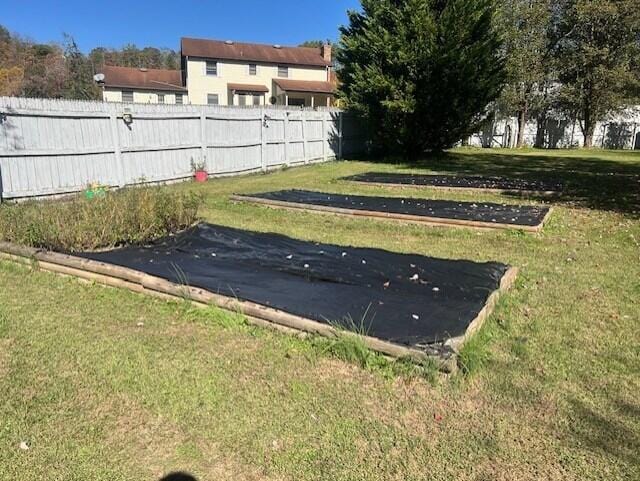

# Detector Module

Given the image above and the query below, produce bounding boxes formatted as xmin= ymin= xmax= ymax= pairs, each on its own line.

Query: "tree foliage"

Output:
xmin=498 ymin=0 xmax=553 ymax=147
xmin=0 ymin=24 xmax=180 ymax=101
xmin=338 ymin=0 xmax=506 ymax=157
xmin=552 ymin=0 xmax=640 ymax=147
xmin=88 ymin=44 xmax=180 ymax=70
xmin=299 ymin=40 xmax=330 ymax=49
xmin=63 ymin=34 xmax=102 ymax=100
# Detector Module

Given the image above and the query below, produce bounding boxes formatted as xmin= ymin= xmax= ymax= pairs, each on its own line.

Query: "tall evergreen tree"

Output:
xmin=338 ymin=0 xmax=506 ymax=157
xmin=553 ymin=0 xmax=640 ymax=147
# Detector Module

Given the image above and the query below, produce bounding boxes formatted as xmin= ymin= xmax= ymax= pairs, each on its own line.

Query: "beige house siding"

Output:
xmin=186 ymin=58 xmax=329 ymax=106
xmin=102 ymin=88 xmax=187 ymax=104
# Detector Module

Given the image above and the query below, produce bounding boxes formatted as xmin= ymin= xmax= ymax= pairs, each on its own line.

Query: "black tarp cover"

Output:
xmin=344 ymin=172 xmax=563 ymax=192
xmin=242 ymin=190 xmax=550 ymax=227
xmin=79 ymin=224 xmax=510 ymax=348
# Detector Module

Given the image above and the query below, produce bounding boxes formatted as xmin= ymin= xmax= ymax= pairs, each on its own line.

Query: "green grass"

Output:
xmin=1 ymin=147 xmax=639 ymax=480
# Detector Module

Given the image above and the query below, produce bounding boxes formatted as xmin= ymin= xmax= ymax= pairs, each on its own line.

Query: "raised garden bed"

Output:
xmin=0 ymin=223 xmax=517 ymax=371
xmin=232 ymin=190 xmax=552 ymax=232
xmin=343 ymin=172 xmax=563 ymax=195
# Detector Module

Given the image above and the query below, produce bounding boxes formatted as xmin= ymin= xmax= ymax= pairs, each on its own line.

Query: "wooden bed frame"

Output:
xmin=231 ymin=194 xmax=553 ymax=233
xmin=0 ymin=242 xmax=518 ymax=373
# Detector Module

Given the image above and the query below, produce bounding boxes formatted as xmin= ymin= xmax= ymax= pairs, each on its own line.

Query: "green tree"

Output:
xmin=498 ymin=0 xmax=553 ymax=147
xmin=62 ymin=34 xmax=101 ymax=100
xmin=338 ymin=0 xmax=506 ymax=157
xmin=553 ymin=0 xmax=640 ymax=148
xmin=299 ymin=40 xmax=327 ymax=48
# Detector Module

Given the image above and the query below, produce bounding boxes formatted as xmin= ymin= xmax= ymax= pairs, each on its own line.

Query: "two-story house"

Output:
xmin=180 ymin=37 xmax=335 ymax=107
xmin=97 ymin=37 xmax=336 ymax=107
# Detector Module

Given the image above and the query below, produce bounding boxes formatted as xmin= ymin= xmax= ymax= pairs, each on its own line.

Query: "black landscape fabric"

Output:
xmin=242 ymin=190 xmax=550 ymax=227
xmin=344 ymin=172 xmax=563 ymax=193
xmin=78 ymin=224 xmax=511 ymax=348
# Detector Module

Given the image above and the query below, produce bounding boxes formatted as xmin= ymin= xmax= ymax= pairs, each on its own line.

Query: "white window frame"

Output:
xmin=175 ymin=93 xmax=183 ymax=105
xmin=277 ymin=65 xmax=289 ymax=78
xmin=253 ymin=94 xmax=261 ymax=106
xmin=249 ymin=64 xmax=257 ymax=76
xmin=207 ymin=93 xmax=219 ymax=105
xmin=157 ymin=93 xmax=165 ymax=104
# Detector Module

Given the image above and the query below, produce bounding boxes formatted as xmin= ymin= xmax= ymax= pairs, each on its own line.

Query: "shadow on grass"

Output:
xmin=159 ymin=472 xmax=197 ymax=481
xmin=566 ymin=395 xmax=640 ymax=467
xmin=363 ymin=150 xmax=640 ymax=217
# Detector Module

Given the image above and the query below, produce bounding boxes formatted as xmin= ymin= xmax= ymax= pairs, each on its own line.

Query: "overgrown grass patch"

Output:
xmin=0 ymin=186 xmax=200 ymax=251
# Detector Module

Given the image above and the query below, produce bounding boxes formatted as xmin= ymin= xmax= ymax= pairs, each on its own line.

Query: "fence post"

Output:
xmin=322 ymin=113 xmax=328 ymax=162
xmin=200 ymin=108 xmax=207 ymax=171
xmin=302 ymin=111 xmax=308 ymax=164
xmin=109 ymin=112 xmax=125 ymax=187
xmin=260 ymin=107 xmax=267 ymax=172
xmin=338 ymin=112 xmax=343 ymax=160
xmin=283 ymin=111 xmax=290 ymax=166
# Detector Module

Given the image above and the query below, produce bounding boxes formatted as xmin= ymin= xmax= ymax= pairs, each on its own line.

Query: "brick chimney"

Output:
xmin=321 ymin=43 xmax=332 ymax=63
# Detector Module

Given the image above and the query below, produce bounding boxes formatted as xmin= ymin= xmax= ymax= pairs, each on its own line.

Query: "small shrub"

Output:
xmin=0 ymin=186 xmax=200 ymax=252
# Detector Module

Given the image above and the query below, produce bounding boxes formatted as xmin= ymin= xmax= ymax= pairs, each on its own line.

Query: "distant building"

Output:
xmin=98 ymin=65 xmax=188 ymax=104
xmin=97 ymin=37 xmax=336 ymax=107
xmin=181 ymin=37 xmax=334 ymax=107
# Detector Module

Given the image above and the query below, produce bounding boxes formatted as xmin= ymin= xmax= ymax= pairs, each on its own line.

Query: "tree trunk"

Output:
xmin=516 ymin=107 xmax=528 ymax=148
xmin=582 ymin=102 xmax=595 ymax=148
xmin=535 ymin=114 xmax=547 ymax=149
xmin=584 ymin=131 xmax=593 ymax=148
xmin=583 ymin=114 xmax=595 ymax=148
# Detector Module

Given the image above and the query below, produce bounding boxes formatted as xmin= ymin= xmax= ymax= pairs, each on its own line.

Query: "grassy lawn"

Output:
xmin=1 ymin=148 xmax=639 ymax=480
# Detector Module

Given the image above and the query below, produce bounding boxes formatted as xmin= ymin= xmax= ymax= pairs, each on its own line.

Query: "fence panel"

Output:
xmin=0 ymin=97 xmax=364 ymax=200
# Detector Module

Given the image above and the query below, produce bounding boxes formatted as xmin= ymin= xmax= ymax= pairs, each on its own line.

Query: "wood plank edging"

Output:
xmin=230 ymin=195 xmax=547 ymax=233
xmin=444 ymin=266 xmax=519 ymax=352
xmin=0 ymin=243 xmax=513 ymax=373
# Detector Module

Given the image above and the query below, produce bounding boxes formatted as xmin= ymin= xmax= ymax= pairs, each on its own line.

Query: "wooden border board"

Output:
xmin=230 ymin=194 xmax=553 ymax=233
xmin=0 ymin=242 xmax=518 ymax=373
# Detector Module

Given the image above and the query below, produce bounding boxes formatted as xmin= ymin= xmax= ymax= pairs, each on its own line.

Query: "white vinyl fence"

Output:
xmin=0 ymin=97 xmax=365 ymax=200
xmin=469 ymin=107 xmax=640 ymax=149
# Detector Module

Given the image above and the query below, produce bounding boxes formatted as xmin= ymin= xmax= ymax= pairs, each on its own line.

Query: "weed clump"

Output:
xmin=0 ymin=187 xmax=200 ymax=251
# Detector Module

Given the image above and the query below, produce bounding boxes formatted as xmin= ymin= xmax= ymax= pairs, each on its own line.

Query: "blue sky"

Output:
xmin=0 ymin=0 xmax=361 ymax=52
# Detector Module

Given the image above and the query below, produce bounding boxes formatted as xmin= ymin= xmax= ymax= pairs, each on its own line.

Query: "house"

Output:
xmin=96 ymin=37 xmax=336 ymax=107
xmin=180 ymin=37 xmax=335 ymax=107
xmin=98 ymin=65 xmax=188 ymax=104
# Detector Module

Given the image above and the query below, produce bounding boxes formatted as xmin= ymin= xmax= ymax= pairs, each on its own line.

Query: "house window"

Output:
xmin=175 ymin=93 xmax=183 ymax=105
xmin=238 ymin=94 xmax=246 ymax=106
xmin=122 ymin=90 xmax=134 ymax=103
xmin=253 ymin=95 xmax=261 ymax=106
xmin=157 ymin=93 xmax=165 ymax=104
xmin=206 ymin=61 xmax=218 ymax=76
xmin=207 ymin=94 xmax=219 ymax=105
xmin=249 ymin=64 xmax=257 ymax=75
xmin=278 ymin=65 xmax=288 ymax=78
